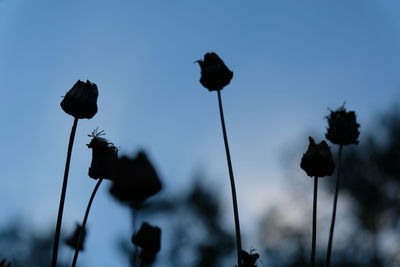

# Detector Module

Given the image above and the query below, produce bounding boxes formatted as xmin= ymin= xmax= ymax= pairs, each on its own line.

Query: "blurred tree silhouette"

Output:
xmin=0 ymin=222 xmax=69 ymax=267
xmin=260 ymin=107 xmax=400 ymax=267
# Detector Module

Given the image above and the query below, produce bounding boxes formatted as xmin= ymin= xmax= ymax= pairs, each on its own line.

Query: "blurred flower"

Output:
xmin=197 ymin=52 xmax=233 ymax=91
xmin=132 ymin=222 xmax=161 ymax=265
xmin=241 ymin=250 xmax=259 ymax=267
xmin=300 ymin=137 xmax=335 ymax=177
xmin=60 ymin=80 xmax=98 ymax=119
xmin=65 ymin=224 xmax=86 ymax=251
xmin=87 ymin=129 xmax=118 ymax=180
xmin=0 ymin=259 xmax=11 ymax=267
xmin=109 ymin=151 xmax=162 ymax=206
xmin=132 ymin=222 xmax=161 ymax=252
xmin=326 ymin=106 xmax=360 ymax=145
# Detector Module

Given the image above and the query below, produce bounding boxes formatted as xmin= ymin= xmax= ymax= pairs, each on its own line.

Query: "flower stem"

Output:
xmin=216 ymin=90 xmax=243 ymax=267
xmin=326 ymin=145 xmax=343 ymax=267
xmin=71 ymin=178 xmax=103 ymax=267
xmin=131 ymin=207 xmax=139 ymax=267
xmin=311 ymin=176 xmax=319 ymax=267
xmin=52 ymin=117 xmax=79 ymax=267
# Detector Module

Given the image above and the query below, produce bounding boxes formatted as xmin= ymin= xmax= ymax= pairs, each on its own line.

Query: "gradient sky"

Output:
xmin=1 ymin=1 xmax=400 ymax=266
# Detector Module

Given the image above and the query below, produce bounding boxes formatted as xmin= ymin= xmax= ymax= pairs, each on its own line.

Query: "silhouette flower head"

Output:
xmin=87 ymin=129 xmax=118 ymax=180
xmin=241 ymin=250 xmax=260 ymax=267
xmin=300 ymin=137 xmax=335 ymax=177
xmin=0 ymin=259 xmax=11 ymax=267
xmin=197 ymin=52 xmax=233 ymax=91
xmin=326 ymin=105 xmax=360 ymax=145
xmin=132 ymin=222 xmax=161 ymax=252
xmin=109 ymin=151 xmax=162 ymax=206
xmin=60 ymin=80 xmax=98 ymax=119
xmin=132 ymin=222 xmax=161 ymax=265
xmin=65 ymin=224 xmax=86 ymax=251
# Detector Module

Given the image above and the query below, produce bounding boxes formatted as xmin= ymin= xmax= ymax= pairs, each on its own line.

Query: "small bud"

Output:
xmin=132 ymin=222 xmax=161 ymax=253
xmin=60 ymin=80 xmax=98 ymax=119
xmin=326 ymin=106 xmax=360 ymax=145
xmin=132 ymin=222 xmax=161 ymax=265
xmin=65 ymin=224 xmax=86 ymax=251
xmin=196 ymin=52 xmax=233 ymax=91
xmin=300 ymin=137 xmax=335 ymax=178
xmin=241 ymin=250 xmax=260 ymax=267
xmin=87 ymin=129 xmax=118 ymax=180
xmin=109 ymin=151 xmax=162 ymax=206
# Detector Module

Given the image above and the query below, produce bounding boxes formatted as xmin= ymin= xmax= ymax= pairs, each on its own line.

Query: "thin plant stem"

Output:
xmin=52 ymin=117 xmax=79 ymax=267
xmin=131 ymin=207 xmax=139 ymax=267
xmin=216 ymin=90 xmax=243 ymax=267
xmin=325 ymin=145 xmax=343 ymax=267
xmin=311 ymin=176 xmax=319 ymax=267
xmin=71 ymin=178 xmax=103 ymax=267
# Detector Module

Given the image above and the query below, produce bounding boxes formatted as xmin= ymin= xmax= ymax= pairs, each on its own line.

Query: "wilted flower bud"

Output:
xmin=60 ymin=80 xmax=98 ymax=119
xmin=326 ymin=106 xmax=360 ymax=145
xmin=197 ymin=52 xmax=233 ymax=91
xmin=132 ymin=222 xmax=161 ymax=265
xmin=132 ymin=222 xmax=161 ymax=252
xmin=300 ymin=137 xmax=335 ymax=177
xmin=65 ymin=224 xmax=86 ymax=251
xmin=0 ymin=259 xmax=11 ymax=267
xmin=109 ymin=151 xmax=162 ymax=206
xmin=87 ymin=129 xmax=118 ymax=180
xmin=241 ymin=250 xmax=260 ymax=267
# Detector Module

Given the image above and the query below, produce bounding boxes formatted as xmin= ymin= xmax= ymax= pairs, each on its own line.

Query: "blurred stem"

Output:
xmin=311 ymin=176 xmax=319 ymax=267
xmin=326 ymin=145 xmax=343 ymax=267
xmin=71 ymin=178 xmax=103 ymax=267
xmin=217 ymin=90 xmax=243 ymax=267
xmin=132 ymin=207 xmax=139 ymax=267
xmin=52 ymin=117 xmax=79 ymax=267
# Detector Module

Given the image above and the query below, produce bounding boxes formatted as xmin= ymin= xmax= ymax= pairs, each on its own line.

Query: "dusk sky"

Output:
xmin=1 ymin=1 xmax=400 ymax=266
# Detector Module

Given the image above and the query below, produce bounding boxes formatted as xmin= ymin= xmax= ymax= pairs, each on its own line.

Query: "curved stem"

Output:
xmin=325 ymin=145 xmax=343 ymax=267
xmin=52 ymin=117 xmax=79 ymax=267
xmin=71 ymin=178 xmax=103 ymax=267
xmin=217 ymin=90 xmax=243 ymax=267
xmin=311 ymin=176 xmax=319 ymax=267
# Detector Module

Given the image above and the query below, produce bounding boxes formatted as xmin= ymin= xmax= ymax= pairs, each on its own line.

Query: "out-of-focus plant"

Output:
xmin=300 ymin=137 xmax=335 ymax=267
xmin=325 ymin=105 xmax=360 ymax=267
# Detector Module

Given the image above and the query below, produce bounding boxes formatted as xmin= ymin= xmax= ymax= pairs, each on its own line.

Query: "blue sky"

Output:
xmin=1 ymin=1 xmax=400 ymax=266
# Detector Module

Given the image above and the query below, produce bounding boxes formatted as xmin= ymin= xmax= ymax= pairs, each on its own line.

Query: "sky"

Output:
xmin=1 ymin=1 xmax=400 ymax=266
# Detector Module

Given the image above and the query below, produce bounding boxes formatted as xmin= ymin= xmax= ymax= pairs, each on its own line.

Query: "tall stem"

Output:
xmin=52 ymin=117 xmax=79 ymax=267
xmin=71 ymin=178 xmax=103 ymax=267
xmin=217 ymin=90 xmax=243 ymax=267
xmin=311 ymin=176 xmax=319 ymax=267
xmin=326 ymin=145 xmax=343 ymax=267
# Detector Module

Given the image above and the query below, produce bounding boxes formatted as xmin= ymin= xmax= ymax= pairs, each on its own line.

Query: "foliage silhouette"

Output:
xmin=0 ymin=222 xmax=69 ymax=267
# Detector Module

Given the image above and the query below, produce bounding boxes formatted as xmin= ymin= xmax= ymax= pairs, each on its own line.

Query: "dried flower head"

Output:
xmin=109 ymin=151 xmax=162 ymax=206
xmin=197 ymin=52 xmax=233 ymax=91
xmin=326 ymin=105 xmax=360 ymax=145
xmin=0 ymin=259 xmax=11 ymax=267
xmin=132 ymin=222 xmax=161 ymax=252
xmin=87 ymin=128 xmax=118 ymax=180
xmin=132 ymin=222 xmax=161 ymax=265
xmin=300 ymin=137 xmax=335 ymax=177
xmin=241 ymin=250 xmax=260 ymax=267
xmin=65 ymin=224 xmax=86 ymax=251
xmin=60 ymin=80 xmax=98 ymax=119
